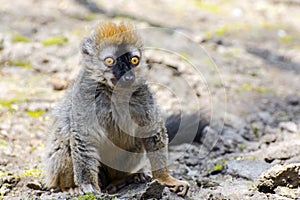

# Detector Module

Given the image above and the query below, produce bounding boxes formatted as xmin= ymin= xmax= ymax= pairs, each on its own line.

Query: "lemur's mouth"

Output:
xmin=111 ymin=70 xmax=135 ymax=88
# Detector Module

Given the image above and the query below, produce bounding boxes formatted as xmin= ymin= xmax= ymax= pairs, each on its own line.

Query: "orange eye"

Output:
xmin=104 ymin=57 xmax=115 ymax=66
xmin=131 ymin=56 xmax=139 ymax=65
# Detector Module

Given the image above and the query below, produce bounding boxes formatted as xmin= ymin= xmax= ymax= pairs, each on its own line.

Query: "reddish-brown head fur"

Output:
xmin=94 ymin=22 xmax=142 ymax=47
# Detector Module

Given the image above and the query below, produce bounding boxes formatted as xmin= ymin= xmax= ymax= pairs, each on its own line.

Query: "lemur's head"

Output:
xmin=82 ymin=22 xmax=143 ymax=89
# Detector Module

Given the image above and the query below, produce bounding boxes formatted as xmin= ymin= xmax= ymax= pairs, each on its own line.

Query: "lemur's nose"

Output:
xmin=122 ymin=70 xmax=135 ymax=83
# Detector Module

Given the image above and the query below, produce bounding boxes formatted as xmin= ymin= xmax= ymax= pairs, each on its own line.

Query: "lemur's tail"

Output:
xmin=165 ymin=113 xmax=209 ymax=145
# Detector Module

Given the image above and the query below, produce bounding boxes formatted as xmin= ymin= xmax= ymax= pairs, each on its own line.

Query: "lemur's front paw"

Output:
xmin=131 ymin=173 xmax=152 ymax=183
xmin=157 ymin=176 xmax=190 ymax=196
xmin=80 ymin=183 xmax=101 ymax=194
xmin=65 ymin=184 xmax=101 ymax=195
xmin=168 ymin=179 xmax=190 ymax=196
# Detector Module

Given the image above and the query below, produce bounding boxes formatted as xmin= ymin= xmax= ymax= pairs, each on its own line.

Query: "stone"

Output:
xmin=220 ymin=128 xmax=246 ymax=150
xmin=274 ymin=186 xmax=300 ymax=199
xmin=286 ymin=95 xmax=299 ymax=106
xmin=257 ymin=163 xmax=300 ymax=193
xmin=258 ymin=111 xmax=274 ymax=125
xmin=260 ymin=134 xmax=277 ymax=145
xmin=1 ymin=175 xmax=20 ymax=186
xmin=0 ymin=185 xmax=10 ymax=196
xmin=196 ymin=178 xmax=220 ymax=188
xmin=140 ymin=180 xmax=165 ymax=200
xmin=227 ymin=160 xmax=271 ymax=181
xmin=27 ymin=181 xmax=42 ymax=190
xmin=51 ymin=77 xmax=68 ymax=91
xmin=265 ymin=144 xmax=300 ymax=163
xmin=279 ymin=121 xmax=298 ymax=133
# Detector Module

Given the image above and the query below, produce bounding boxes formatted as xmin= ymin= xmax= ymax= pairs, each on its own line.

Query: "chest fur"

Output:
xmin=95 ymin=85 xmax=157 ymax=149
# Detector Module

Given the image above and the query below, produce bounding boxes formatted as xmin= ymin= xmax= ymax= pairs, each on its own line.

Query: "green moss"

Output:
xmin=84 ymin=13 xmax=97 ymax=21
xmin=252 ymin=124 xmax=259 ymax=138
xmin=238 ymin=144 xmax=247 ymax=151
xmin=205 ymin=31 xmax=213 ymax=40
xmin=42 ymin=37 xmax=68 ymax=46
xmin=12 ymin=34 xmax=32 ymax=43
xmin=279 ymin=35 xmax=294 ymax=43
xmin=0 ymin=39 xmax=4 ymax=51
xmin=262 ymin=22 xmax=278 ymax=30
xmin=214 ymin=165 xmax=224 ymax=171
xmin=193 ymin=1 xmax=220 ymax=13
xmin=0 ymin=98 xmax=25 ymax=112
xmin=0 ymin=139 xmax=9 ymax=147
xmin=214 ymin=82 xmax=224 ymax=88
xmin=8 ymin=61 xmax=33 ymax=69
xmin=0 ymin=171 xmax=9 ymax=178
xmin=27 ymin=110 xmax=45 ymax=118
xmin=206 ymin=24 xmax=249 ymax=40
xmin=207 ymin=161 xmax=227 ymax=175
xmin=0 ymin=99 xmax=18 ymax=109
xmin=77 ymin=193 xmax=97 ymax=200
xmin=215 ymin=26 xmax=228 ymax=37
xmin=236 ymin=84 xmax=271 ymax=94
xmin=242 ymin=84 xmax=252 ymax=91
xmin=17 ymin=169 xmax=44 ymax=178
xmin=255 ymin=87 xmax=271 ymax=94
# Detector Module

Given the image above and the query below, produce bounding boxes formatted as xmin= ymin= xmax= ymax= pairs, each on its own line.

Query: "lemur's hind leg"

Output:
xmin=45 ymin=136 xmax=76 ymax=192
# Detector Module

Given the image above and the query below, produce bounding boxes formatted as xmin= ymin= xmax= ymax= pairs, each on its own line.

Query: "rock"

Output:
xmin=285 ymin=155 xmax=300 ymax=164
xmin=220 ymin=128 xmax=246 ymax=150
xmin=274 ymin=186 xmax=300 ymax=199
xmin=0 ymin=175 xmax=20 ymax=196
xmin=0 ymin=37 xmax=4 ymax=51
xmin=258 ymin=112 xmax=274 ymax=125
xmin=140 ymin=180 xmax=165 ymax=200
xmin=225 ymin=113 xmax=246 ymax=130
xmin=0 ymin=184 xmax=10 ymax=196
xmin=201 ymin=126 xmax=221 ymax=152
xmin=27 ymin=181 xmax=42 ymax=190
xmin=227 ymin=160 xmax=271 ymax=181
xmin=27 ymin=102 xmax=50 ymax=112
xmin=257 ymin=163 xmax=300 ymax=193
xmin=286 ymin=95 xmax=299 ymax=106
xmin=238 ymin=127 xmax=255 ymax=141
xmin=51 ymin=77 xmax=68 ymax=91
xmin=161 ymin=187 xmax=185 ymax=200
xmin=279 ymin=121 xmax=298 ymax=133
xmin=196 ymin=178 xmax=220 ymax=188
xmin=0 ymin=175 xmax=20 ymax=186
xmin=265 ymin=144 xmax=300 ymax=163
xmin=260 ymin=134 xmax=277 ymax=145
xmin=184 ymin=156 xmax=199 ymax=167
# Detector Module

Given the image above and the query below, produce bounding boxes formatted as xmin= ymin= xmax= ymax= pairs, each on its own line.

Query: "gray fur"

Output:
xmin=44 ymin=22 xmax=189 ymax=195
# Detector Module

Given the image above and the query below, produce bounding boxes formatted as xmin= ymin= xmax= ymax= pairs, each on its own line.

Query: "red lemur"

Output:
xmin=45 ymin=22 xmax=208 ymax=196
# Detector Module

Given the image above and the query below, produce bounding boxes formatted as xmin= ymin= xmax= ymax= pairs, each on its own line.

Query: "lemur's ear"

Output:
xmin=82 ymin=38 xmax=94 ymax=56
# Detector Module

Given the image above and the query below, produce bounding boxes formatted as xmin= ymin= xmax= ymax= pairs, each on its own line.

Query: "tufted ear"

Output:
xmin=81 ymin=38 xmax=94 ymax=56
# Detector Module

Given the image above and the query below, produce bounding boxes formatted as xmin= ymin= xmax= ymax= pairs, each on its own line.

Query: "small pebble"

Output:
xmin=279 ymin=121 xmax=298 ymax=133
xmin=27 ymin=181 xmax=42 ymax=190
xmin=286 ymin=95 xmax=299 ymax=106
xmin=51 ymin=77 xmax=68 ymax=91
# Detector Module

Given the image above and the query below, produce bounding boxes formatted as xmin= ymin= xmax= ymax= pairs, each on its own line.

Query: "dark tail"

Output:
xmin=165 ymin=112 xmax=209 ymax=145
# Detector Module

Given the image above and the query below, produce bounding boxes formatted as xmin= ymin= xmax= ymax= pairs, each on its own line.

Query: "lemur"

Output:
xmin=44 ymin=22 xmax=208 ymax=197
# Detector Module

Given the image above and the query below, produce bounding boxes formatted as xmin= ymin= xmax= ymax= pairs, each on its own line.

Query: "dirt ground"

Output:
xmin=0 ymin=0 xmax=300 ymax=199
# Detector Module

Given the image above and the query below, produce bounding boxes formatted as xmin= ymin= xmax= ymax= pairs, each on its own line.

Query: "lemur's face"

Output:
xmin=81 ymin=23 xmax=143 ymax=89
xmin=82 ymin=41 xmax=142 ymax=89
xmin=99 ymin=45 xmax=141 ymax=88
